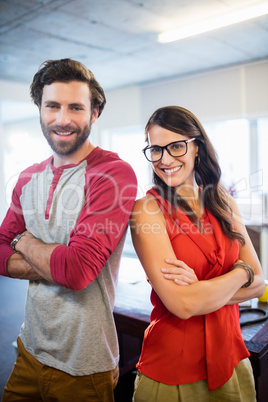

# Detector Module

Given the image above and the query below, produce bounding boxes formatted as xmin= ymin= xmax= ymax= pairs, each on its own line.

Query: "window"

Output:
xmin=257 ymin=118 xmax=268 ymax=194
xmin=105 ymin=126 xmax=151 ymax=258
xmin=204 ymin=119 xmax=250 ymax=197
xmin=3 ymin=127 xmax=50 ymax=209
xmin=204 ymin=118 xmax=268 ymax=222
xmin=257 ymin=117 xmax=268 ymax=222
xmin=108 ymin=126 xmax=152 ymax=198
xmin=1 ymin=101 xmax=50 ymax=217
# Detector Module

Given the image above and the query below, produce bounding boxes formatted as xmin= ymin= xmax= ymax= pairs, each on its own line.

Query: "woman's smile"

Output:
xmin=161 ymin=165 xmax=182 ymax=175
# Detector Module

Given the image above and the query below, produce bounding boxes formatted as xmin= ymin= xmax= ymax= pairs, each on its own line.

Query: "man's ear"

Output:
xmin=91 ymin=107 xmax=99 ymax=123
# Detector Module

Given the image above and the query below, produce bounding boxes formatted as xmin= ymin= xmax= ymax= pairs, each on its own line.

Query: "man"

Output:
xmin=0 ymin=58 xmax=137 ymax=401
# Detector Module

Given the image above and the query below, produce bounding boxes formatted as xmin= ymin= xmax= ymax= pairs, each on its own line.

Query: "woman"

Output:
xmin=131 ymin=106 xmax=265 ymax=402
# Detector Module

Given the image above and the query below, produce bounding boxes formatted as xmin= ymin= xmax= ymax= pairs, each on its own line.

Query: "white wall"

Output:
xmin=97 ymin=59 xmax=268 ymax=135
xmin=0 ymin=81 xmax=38 ymax=221
xmin=0 ymin=80 xmax=30 ymax=102
xmin=1 ymin=59 xmax=268 ymax=137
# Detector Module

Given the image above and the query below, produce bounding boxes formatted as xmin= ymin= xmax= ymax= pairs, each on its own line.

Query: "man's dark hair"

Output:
xmin=30 ymin=58 xmax=106 ymax=117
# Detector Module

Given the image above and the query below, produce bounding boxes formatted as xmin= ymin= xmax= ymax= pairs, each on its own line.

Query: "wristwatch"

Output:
xmin=10 ymin=234 xmax=23 ymax=252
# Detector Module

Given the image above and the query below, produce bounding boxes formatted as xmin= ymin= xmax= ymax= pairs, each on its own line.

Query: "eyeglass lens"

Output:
xmin=145 ymin=141 xmax=187 ymax=162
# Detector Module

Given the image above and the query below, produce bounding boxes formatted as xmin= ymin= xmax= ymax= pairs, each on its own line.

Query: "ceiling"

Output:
xmin=0 ymin=0 xmax=268 ymax=91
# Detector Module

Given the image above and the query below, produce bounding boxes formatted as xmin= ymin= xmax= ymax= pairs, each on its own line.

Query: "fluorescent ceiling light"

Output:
xmin=158 ymin=2 xmax=268 ymax=43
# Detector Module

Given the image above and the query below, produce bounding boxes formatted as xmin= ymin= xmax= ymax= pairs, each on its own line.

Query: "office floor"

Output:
xmin=0 ymin=276 xmax=27 ymax=399
xmin=0 ymin=276 xmax=135 ymax=401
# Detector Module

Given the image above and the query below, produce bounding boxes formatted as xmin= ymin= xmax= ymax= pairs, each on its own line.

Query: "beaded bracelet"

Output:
xmin=231 ymin=262 xmax=255 ymax=288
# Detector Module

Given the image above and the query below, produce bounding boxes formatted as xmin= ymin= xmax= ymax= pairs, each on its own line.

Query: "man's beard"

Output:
xmin=40 ymin=118 xmax=92 ymax=156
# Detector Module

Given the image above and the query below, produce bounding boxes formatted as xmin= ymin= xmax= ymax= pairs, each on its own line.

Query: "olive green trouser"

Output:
xmin=133 ymin=358 xmax=256 ymax=402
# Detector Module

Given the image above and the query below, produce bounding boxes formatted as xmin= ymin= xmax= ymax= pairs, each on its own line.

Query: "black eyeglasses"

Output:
xmin=142 ymin=138 xmax=196 ymax=162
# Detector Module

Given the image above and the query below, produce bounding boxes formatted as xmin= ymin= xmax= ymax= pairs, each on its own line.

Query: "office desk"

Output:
xmin=240 ymin=300 xmax=268 ymax=402
xmin=114 ymin=279 xmax=268 ymax=402
xmin=114 ymin=279 xmax=151 ymax=375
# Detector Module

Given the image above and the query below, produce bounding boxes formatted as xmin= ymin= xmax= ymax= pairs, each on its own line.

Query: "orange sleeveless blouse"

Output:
xmin=136 ymin=188 xmax=249 ymax=391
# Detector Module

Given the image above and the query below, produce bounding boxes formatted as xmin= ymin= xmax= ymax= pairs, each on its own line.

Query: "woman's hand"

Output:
xmin=161 ymin=258 xmax=199 ymax=286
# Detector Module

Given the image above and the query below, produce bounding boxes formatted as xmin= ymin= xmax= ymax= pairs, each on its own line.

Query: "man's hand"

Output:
xmin=7 ymin=252 xmax=43 ymax=280
xmin=161 ymin=258 xmax=199 ymax=286
xmin=15 ymin=230 xmax=59 ymax=283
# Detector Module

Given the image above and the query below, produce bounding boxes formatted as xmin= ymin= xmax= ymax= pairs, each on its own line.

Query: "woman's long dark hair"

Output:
xmin=145 ymin=106 xmax=245 ymax=245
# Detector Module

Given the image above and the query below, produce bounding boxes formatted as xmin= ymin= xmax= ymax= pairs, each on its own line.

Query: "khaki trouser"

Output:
xmin=133 ymin=358 xmax=256 ymax=402
xmin=2 ymin=337 xmax=119 ymax=402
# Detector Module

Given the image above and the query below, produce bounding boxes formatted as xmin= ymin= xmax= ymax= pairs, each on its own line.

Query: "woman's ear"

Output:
xmin=195 ymin=144 xmax=199 ymax=158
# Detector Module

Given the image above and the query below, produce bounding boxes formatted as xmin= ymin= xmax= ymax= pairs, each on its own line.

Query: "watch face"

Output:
xmin=11 ymin=234 xmax=22 ymax=251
